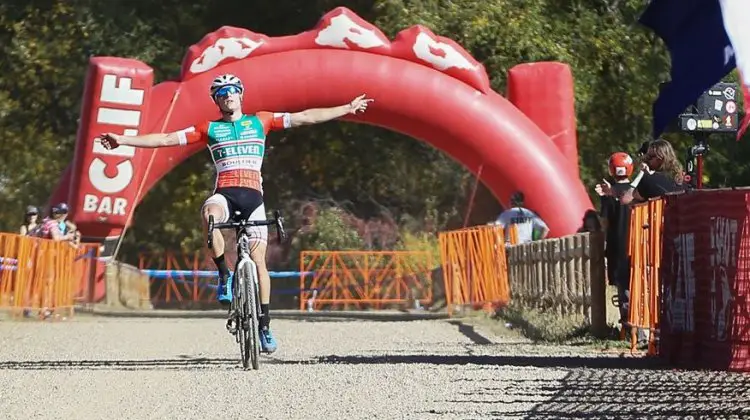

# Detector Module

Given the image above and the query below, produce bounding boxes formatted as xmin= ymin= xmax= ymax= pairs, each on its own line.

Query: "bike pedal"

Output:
xmin=226 ymin=319 xmax=237 ymax=334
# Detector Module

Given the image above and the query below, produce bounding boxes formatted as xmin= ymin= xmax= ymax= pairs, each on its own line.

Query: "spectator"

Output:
xmin=636 ymin=140 xmax=651 ymax=158
xmin=58 ymin=217 xmax=80 ymax=243
xmin=19 ymin=205 xmax=40 ymax=236
xmin=577 ymin=209 xmax=603 ymax=233
xmin=596 ymin=139 xmax=685 ymax=204
xmin=597 ymin=152 xmax=635 ymax=334
xmin=494 ymin=191 xmax=550 ymax=244
xmin=38 ymin=203 xmax=78 ymax=244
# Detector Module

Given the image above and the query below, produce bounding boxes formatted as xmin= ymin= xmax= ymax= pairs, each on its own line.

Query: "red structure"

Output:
xmin=49 ymin=7 xmax=592 ymax=254
xmin=507 ymin=63 xmax=580 ymax=179
xmin=660 ymin=190 xmax=750 ymax=371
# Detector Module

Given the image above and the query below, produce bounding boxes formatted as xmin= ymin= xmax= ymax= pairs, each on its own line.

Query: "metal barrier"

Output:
xmin=0 ymin=233 xmax=82 ymax=317
xmin=627 ymin=198 xmax=664 ymax=355
xmin=299 ymin=251 xmax=434 ymax=310
xmin=438 ymin=225 xmax=511 ymax=316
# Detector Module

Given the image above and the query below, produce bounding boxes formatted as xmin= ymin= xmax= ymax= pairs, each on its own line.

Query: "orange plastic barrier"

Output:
xmin=0 ymin=233 xmax=81 ymax=318
xmin=73 ymin=243 xmax=102 ymax=305
xmin=438 ymin=225 xmax=511 ymax=316
xmin=627 ymin=198 xmax=664 ymax=355
xmin=299 ymin=251 xmax=434 ymax=310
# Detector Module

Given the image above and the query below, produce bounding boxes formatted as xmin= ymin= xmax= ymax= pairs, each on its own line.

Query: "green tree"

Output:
xmin=3 ymin=0 xmax=750 ymax=269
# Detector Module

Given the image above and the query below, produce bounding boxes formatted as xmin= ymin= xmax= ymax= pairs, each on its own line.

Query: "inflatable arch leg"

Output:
xmin=53 ymin=7 xmax=592 ymax=255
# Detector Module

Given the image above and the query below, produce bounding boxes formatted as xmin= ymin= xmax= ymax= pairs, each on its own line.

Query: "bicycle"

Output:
xmin=207 ymin=210 xmax=286 ymax=370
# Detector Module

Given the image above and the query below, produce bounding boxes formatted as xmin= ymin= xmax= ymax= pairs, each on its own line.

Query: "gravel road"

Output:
xmin=1 ymin=313 xmax=749 ymax=420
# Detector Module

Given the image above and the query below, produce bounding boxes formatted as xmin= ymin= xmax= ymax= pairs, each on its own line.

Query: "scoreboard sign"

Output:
xmin=679 ymin=82 xmax=739 ymax=133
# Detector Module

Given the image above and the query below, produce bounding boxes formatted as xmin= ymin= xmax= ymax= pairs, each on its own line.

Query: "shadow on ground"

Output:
xmin=0 ymin=354 xmax=659 ymax=370
xmin=309 ymin=353 xmax=663 ymax=370
xmin=0 ymin=352 xmax=659 ymax=371
xmin=3 ymin=352 xmax=748 ymax=418
xmin=304 ymin=353 xmax=750 ymax=418
xmin=515 ymin=368 xmax=750 ymax=419
xmin=0 ymin=356 xmax=241 ymax=371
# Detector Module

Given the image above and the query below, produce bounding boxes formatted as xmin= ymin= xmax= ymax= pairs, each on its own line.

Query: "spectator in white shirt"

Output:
xmin=494 ymin=192 xmax=549 ymax=244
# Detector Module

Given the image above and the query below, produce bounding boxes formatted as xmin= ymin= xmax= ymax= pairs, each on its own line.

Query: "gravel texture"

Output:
xmin=1 ymin=314 xmax=750 ymax=419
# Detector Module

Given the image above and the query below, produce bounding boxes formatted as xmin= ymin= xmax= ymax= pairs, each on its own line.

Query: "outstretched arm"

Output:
xmin=98 ymin=132 xmax=180 ymax=149
xmin=98 ymin=125 xmax=205 ymax=151
xmin=119 ymin=132 xmax=181 ymax=148
xmin=288 ymin=94 xmax=373 ymax=127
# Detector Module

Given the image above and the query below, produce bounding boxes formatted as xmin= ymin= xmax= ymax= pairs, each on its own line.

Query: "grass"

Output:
xmin=489 ymin=304 xmax=631 ymax=350
xmin=495 ymin=304 xmax=587 ymax=343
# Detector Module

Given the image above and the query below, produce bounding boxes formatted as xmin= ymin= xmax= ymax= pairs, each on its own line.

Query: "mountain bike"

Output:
xmin=207 ymin=210 xmax=286 ymax=370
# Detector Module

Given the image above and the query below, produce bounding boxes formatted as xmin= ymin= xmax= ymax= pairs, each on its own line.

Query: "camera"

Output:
xmin=677 ymin=82 xmax=740 ymax=189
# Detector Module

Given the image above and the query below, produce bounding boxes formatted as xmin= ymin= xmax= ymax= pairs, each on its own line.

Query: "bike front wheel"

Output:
xmin=242 ymin=263 xmax=261 ymax=370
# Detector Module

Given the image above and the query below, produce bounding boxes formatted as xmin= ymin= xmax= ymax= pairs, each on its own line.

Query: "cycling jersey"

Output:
xmin=177 ymin=112 xmax=292 ymax=191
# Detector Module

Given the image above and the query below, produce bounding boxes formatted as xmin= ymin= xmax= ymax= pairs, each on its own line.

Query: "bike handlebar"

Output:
xmin=207 ymin=210 xmax=287 ymax=249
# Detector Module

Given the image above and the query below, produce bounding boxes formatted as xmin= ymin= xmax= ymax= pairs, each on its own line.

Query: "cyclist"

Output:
xmin=98 ymin=74 xmax=373 ymax=353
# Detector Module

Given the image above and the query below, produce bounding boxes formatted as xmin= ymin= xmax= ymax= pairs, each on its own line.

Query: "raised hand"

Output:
xmin=98 ymin=133 xmax=121 ymax=150
xmin=348 ymin=94 xmax=374 ymax=114
xmin=595 ymin=179 xmax=612 ymax=197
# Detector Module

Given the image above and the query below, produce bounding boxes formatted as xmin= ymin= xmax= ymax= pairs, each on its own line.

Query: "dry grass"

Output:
xmin=495 ymin=304 xmax=588 ymax=343
xmin=488 ymin=303 xmax=630 ymax=350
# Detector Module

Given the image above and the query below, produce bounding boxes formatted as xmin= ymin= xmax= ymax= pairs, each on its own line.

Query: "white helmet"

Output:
xmin=209 ymin=74 xmax=244 ymax=98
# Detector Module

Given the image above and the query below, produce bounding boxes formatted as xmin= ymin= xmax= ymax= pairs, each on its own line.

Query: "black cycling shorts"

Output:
xmin=213 ymin=187 xmax=263 ymax=222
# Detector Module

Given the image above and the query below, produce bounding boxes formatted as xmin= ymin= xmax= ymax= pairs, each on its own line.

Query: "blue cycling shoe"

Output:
xmin=217 ymin=273 xmax=233 ymax=305
xmin=260 ymin=327 xmax=278 ymax=353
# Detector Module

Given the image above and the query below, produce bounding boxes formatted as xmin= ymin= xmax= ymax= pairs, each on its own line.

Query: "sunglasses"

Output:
xmin=214 ymin=85 xmax=242 ymax=98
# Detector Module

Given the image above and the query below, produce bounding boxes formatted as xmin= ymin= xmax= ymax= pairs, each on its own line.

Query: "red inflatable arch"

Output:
xmin=51 ymin=7 xmax=592 ymax=254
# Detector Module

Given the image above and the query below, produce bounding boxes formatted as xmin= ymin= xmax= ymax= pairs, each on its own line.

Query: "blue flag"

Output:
xmin=640 ymin=0 xmax=736 ymax=137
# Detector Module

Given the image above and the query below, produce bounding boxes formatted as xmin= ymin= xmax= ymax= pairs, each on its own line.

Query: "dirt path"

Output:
xmin=0 ymin=314 xmax=748 ymax=419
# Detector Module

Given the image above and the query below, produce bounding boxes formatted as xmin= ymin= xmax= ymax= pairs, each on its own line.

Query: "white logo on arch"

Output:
xmin=88 ymin=159 xmax=134 ymax=194
xmin=190 ymin=37 xmax=265 ymax=73
xmin=412 ymin=32 xmax=476 ymax=71
xmin=315 ymin=14 xmax=386 ymax=49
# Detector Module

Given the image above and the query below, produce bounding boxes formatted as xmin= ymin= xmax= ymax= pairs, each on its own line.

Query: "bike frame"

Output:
xmin=234 ymin=231 xmax=257 ymax=297
xmin=207 ymin=210 xmax=286 ymax=370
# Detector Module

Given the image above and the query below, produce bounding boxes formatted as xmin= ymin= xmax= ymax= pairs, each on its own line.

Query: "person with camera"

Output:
xmin=596 ymin=139 xmax=685 ymax=204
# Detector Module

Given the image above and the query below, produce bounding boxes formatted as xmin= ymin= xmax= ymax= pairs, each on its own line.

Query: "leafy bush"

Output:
xmin=293 ymin=206 xmax=364 ymax=252
xmin=273 ymin=201 xmax=446 ymax=274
